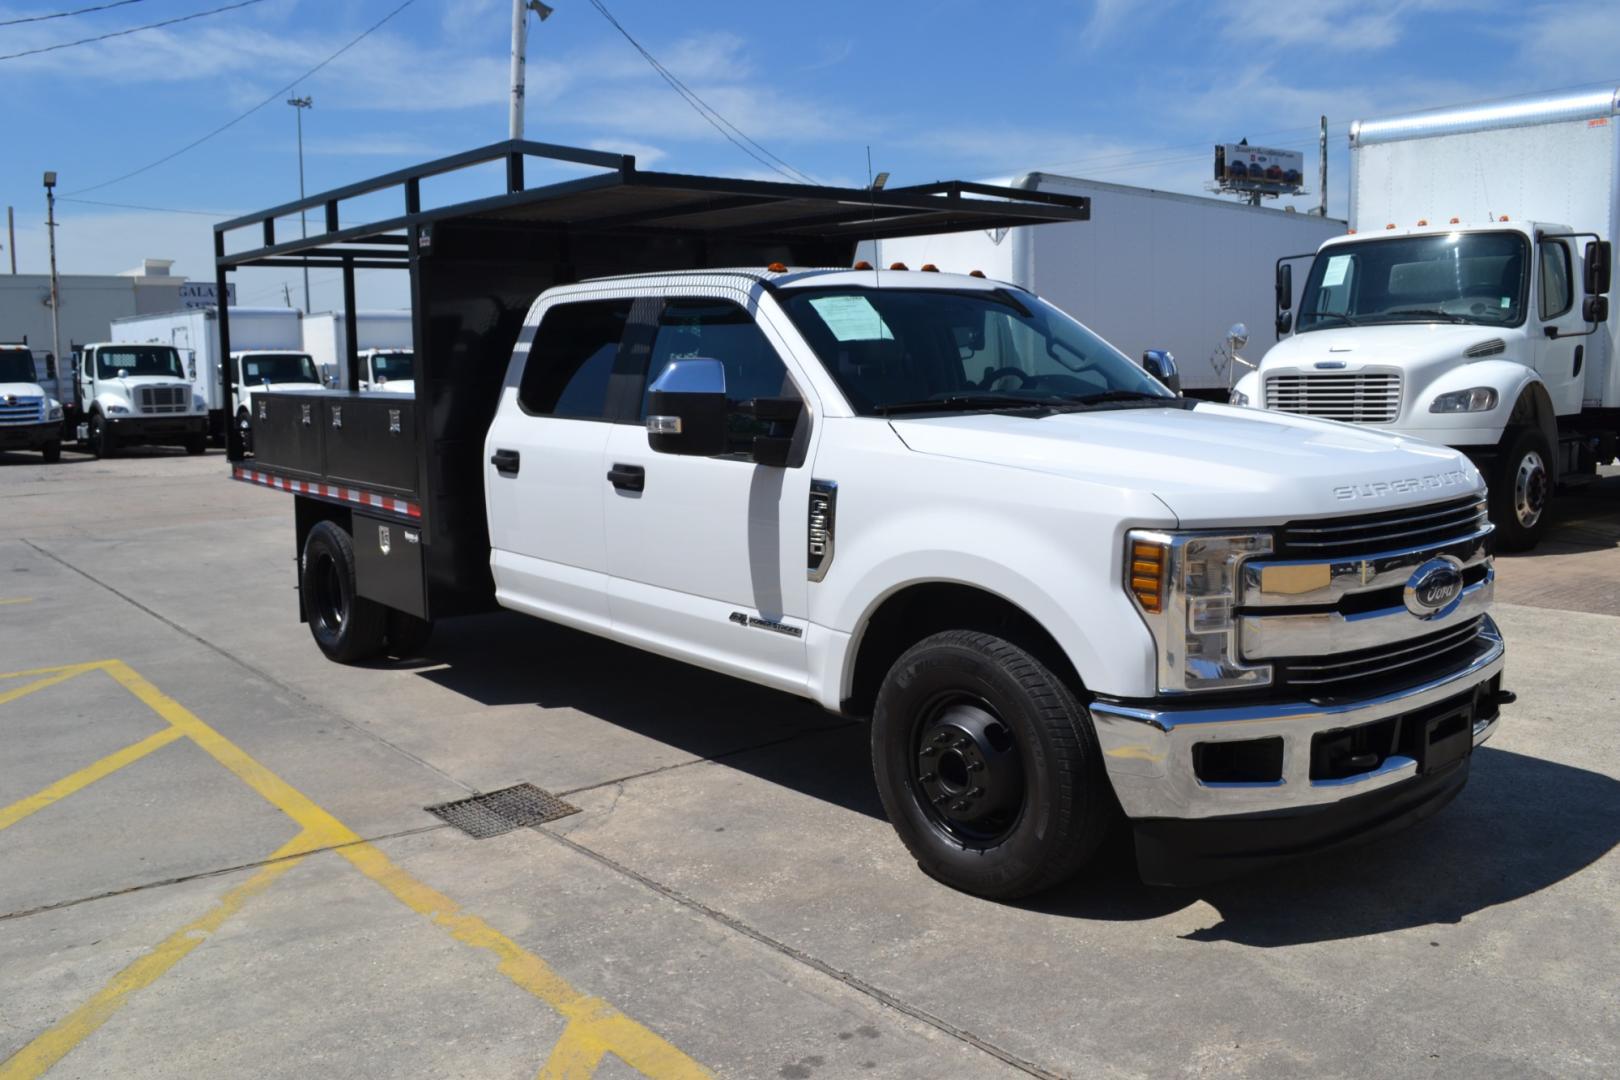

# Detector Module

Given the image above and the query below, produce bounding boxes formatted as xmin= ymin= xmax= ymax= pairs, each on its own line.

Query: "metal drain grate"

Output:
xmin=425 ymin=783 xmax=580 ymax=839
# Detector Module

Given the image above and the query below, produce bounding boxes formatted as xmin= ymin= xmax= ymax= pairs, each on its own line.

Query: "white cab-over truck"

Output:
xmin=225 ymin=145 xmax=1511 ymax=897
xmin=1235 ymin=87 xmax=1620 ymax=549
xmin=68 ymin=343 xmax=209 ymax=457
xmin=0 ymin=343 xmax=63 ymax=462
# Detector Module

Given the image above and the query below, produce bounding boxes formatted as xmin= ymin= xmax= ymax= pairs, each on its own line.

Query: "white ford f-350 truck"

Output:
xmin=224 ymin=146 xmax=1510 ymax=897
xmin=0 ymin=343 xmax=64 ymax=462
xmin=1235 ymin=87 xmax=1620 ymax=549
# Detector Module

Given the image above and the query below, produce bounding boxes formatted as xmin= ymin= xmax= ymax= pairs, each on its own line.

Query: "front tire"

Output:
xmin=1490 ymin=427 xmax=1552 ymax=552
xmin=88 ymin=412 xmax=115 ymax=459
xmin=41 ymin=441 xmax=61 ymax=463
xmin=300 ymin=521 xmax=387 ymax=663
xmin=184 ymin=434 xmax=207 ymax=455
xmin=871 ymin=630 xmax=1113 ymax=899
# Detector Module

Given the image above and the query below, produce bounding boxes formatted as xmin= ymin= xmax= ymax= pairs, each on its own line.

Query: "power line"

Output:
xmin=0 ymin=0 xmax=148 ymax=28
xmin=66 ymin=0 xmax=419 ymax=195
xmin=0 ymin=0 xmax=265 ymax=62
xmin=584 ymin=0 xmax=819 ymax=185
xmin=59 ymin=196 xmax=229 ymax=216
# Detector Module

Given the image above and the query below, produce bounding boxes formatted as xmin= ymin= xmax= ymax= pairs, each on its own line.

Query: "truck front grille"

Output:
xmin=1277 ymin=496 xmax=1488 ymax=559
xmin=0 ymin=396 xmax=43 ymax=425
xmin=1265 ymin=371 xmax=1401 ymax=423
xmin=1277 ymin=615 xmax=1488 ymax=692
xmin=137 ymin=386 xmax=187 ymax=414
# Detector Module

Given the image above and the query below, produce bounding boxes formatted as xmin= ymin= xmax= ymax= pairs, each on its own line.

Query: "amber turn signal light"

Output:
xmin=1129 ymin=540 xmax=1167 ymax=614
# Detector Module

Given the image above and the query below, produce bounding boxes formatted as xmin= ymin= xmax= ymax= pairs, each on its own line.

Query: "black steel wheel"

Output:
xmin=871 ymin=630 xmax=1114 ymax=899
xmin=300 ymin=521 xmax=387 ymax=663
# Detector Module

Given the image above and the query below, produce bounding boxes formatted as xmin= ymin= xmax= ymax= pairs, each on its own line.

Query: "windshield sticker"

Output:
xmin=1322 ymin=254 xmax=1351 ymax=288
xmin=807 ymin=295 xmax=895 ymax=342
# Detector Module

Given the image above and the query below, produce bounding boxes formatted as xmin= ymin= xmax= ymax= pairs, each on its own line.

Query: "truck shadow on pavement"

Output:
xmin=413 ymin=613 xmax=1619 ymax=947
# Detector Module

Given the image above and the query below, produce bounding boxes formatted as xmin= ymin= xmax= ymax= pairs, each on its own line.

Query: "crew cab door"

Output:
xmin=1534 ymin=236 xmax=1585 ymax=415
xmin=485 ymin=298 xmax=637 ymax=633
xmin=601 ymin=296 xmax=815 ymax=693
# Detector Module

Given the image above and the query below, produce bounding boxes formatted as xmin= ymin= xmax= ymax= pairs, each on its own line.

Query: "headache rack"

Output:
xmin=214 ymin=139 xmax=1090 ymax=618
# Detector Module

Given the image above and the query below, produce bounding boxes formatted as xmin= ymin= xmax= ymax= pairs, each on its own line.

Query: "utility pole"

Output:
xmin=509 ymin=1 xmax=554 ymax=139
xmin=43 ymin=173 xmax=62 ymax=385
xmin=6 ymin=206 xmax=15 ymax=274
xmin=288 ymin=95 xmax=313 ymax=313
xmin=1318 ymin=115 xmax=1329 ymax=218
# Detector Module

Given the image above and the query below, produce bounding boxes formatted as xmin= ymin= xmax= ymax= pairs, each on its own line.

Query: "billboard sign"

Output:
xmin=1215 ymin=144 xmax=1305 ymax=194
xmin=178 ymin=282 xmax=236 ymax=310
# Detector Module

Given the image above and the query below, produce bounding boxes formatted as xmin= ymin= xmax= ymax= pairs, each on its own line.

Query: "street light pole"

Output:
xmin=43 ymin=172 xmax=62 ymax=390
xmin=509 ymin=1 xmax=554 ymax=140
xmin=287 ymin=96 xmax=313 ymax=313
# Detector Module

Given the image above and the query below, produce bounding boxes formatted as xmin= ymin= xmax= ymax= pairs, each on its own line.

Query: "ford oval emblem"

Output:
xmin=1404 ymin=556 xmax=1465 ymax=619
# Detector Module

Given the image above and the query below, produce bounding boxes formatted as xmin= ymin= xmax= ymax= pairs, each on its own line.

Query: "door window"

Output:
xmin=518 ymin=299 xmax=633 ymax=419
xmin=1539 ymin=240 xmax=1573 ymax=320
xmin=640 ymin=300 xmax=796 ymax=449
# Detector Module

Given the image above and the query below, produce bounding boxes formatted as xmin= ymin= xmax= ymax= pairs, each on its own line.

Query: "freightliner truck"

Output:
xmin=223 ymin=143 xmax=1511 ymax=897
xmin=68 ymin=342 xmax=210 ymax=457
xmin=1236 ymin=86 xmax=1620 ymax=549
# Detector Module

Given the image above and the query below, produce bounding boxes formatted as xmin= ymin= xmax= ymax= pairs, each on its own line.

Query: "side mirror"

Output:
xmin=1584 ymin=239 xmax=1612 ymax=297
xmin=1141 ymin=349 xmax=1181 ymax=395
xmin=1275 ymin=263 xmax=1293 ymax=313
xmin=1227 ymin=322 xmax=1249 ymax=352
xmin=1584 ymin=295 xmax=1610 ymax=324
xmin=646 ymin=358 xmax=729 ymax=456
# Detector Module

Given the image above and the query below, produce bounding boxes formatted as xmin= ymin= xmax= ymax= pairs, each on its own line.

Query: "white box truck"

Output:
xmin=868 ymin=173 xmax=1344 ymax=396
xmin=302 ymin=310 xmax=412 ymax=390
xmin=112 ymin=307 xmax=302 ymax=443
xmin=1237 ymin=86 xmax=1620 ymax=549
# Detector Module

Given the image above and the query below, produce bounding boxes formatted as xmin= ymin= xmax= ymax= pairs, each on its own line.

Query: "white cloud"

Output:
xmin=1214 ymin=0 xmax=1485 ymax=50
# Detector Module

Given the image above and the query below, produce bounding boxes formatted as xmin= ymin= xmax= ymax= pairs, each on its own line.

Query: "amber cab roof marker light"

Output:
xmin=969 ymin=270 xmax=986 ymax=278
xmin=766 ymin=262 xmax=788 ymax=273
xmin=852 ymin=260 xmax=873 ymax=271
xmin=920 ymin=263 xmax=940 ymax=272
xmin=888 ymin=262 xmax=909 ymax=271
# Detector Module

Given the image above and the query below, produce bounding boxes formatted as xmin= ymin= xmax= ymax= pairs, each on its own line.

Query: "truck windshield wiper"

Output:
xmin=1301 ymin=313 xmax=1365 ymax=329
xmin=1375 ymin=309 xmax=1473 ymax=324
xmin=874 ymin=394 xmax=1062 ymax=415
xmin=1054 ymin=389 xmax=1176 ymax=407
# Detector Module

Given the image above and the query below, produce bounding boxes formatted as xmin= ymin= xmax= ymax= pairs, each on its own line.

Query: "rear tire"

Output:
xmin=41 ymin=441 xmax=61 ymax=464
xmin=300 ymin=521 xmax=387 ymax=663
xmin=385 ymin=610 xmax=434 ymax=659
xmin=870 ymin=630 xmax=1113 ymax=899
xmin=1490 ymin=427 xmax=1552 ymax=552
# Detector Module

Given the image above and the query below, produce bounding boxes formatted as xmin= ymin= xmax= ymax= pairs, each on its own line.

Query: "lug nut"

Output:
xmin=967 ymin=787 xmax=983 ymax=797
xmin=968 ymin=761 xmax=984 ymax=772
xmin=918 ymin=773 xmax=936 ymax=782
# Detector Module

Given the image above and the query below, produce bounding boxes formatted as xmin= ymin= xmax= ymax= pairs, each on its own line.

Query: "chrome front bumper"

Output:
xmin=1091 ymin=616 xmax=1504 ymax=820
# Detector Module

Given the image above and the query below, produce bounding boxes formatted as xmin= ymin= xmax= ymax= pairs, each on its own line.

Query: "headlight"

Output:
xmin=1126 ymin=530 xmax=1273 ymax=693
xmin=193 ymin=395 xmax=208 ymax=412
xmin=1229 ymin=389 xmax=1249 ymax=407
xmin=1429 ymin=387 xmax=1498 ymax=413
xmin=106 ymin=404 xmax=130 ymax=415
xmin=47 ymin=403 xmax=63 ymax=420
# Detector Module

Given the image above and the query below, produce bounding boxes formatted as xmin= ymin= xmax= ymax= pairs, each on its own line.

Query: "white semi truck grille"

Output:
xmin=137 ymin=386 xmax=188 ymax=414
xmin=1265 ymin=372 xmax=1401 ymax=424
xmin=0 ymin=395 xmax=44 ymax=425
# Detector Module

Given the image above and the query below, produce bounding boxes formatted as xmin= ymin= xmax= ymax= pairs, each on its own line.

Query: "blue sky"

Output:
xmin=1 ymin=0 xmax=1616 ymax=310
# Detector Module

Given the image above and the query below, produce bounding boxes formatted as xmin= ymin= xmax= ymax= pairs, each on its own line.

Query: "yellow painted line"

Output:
xmin=0 ymin=663 xmax=102 ymax=707
xmin=82 ymin=660 xmax=713 ymax=1079
xmin=0 ymin=833 xmax=311 ymax=1080
xmin=0 ymin=598 xmax=33 ymax=607
xmin=0 ymin=726 xmax=183 ymax=832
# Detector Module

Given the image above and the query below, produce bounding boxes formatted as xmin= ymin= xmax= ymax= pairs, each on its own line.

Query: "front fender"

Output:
xmin=1231 ymin=371 xmax=1262 ymax=407
xmin=1399 ymin=359 xmax=1541 ymax=447
xmin=92 ymin=392 xmax=133 ymax=416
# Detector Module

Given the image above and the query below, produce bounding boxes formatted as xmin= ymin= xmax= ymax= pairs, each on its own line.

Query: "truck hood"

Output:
xmin=1261 ymin=324 xmax=1525 ymax=375
xmin=888 ymin=403 xmax=1482 ymax=525
xmin=0 ymin=381 xmax=46 ymax=398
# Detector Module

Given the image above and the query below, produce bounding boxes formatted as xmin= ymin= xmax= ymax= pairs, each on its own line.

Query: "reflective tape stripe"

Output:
xmin=232 ymin=466 xmax=421 ymax=518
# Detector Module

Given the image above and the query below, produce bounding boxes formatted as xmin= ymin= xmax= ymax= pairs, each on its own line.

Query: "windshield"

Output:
xmin=1297 ymin=231 xmax=1529 ymax=332
xmin=777 ymin=287 xmax=1172 ymax=414
xmin=370 ymin=351 xmax=414 ymax=381
xmin=0 ymin=350 xmax=37 ymax=383
xmin=95 ymin=346 xmax=185 ymax=379
xmin=238 ymin=353 xmax=319 ymax=385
